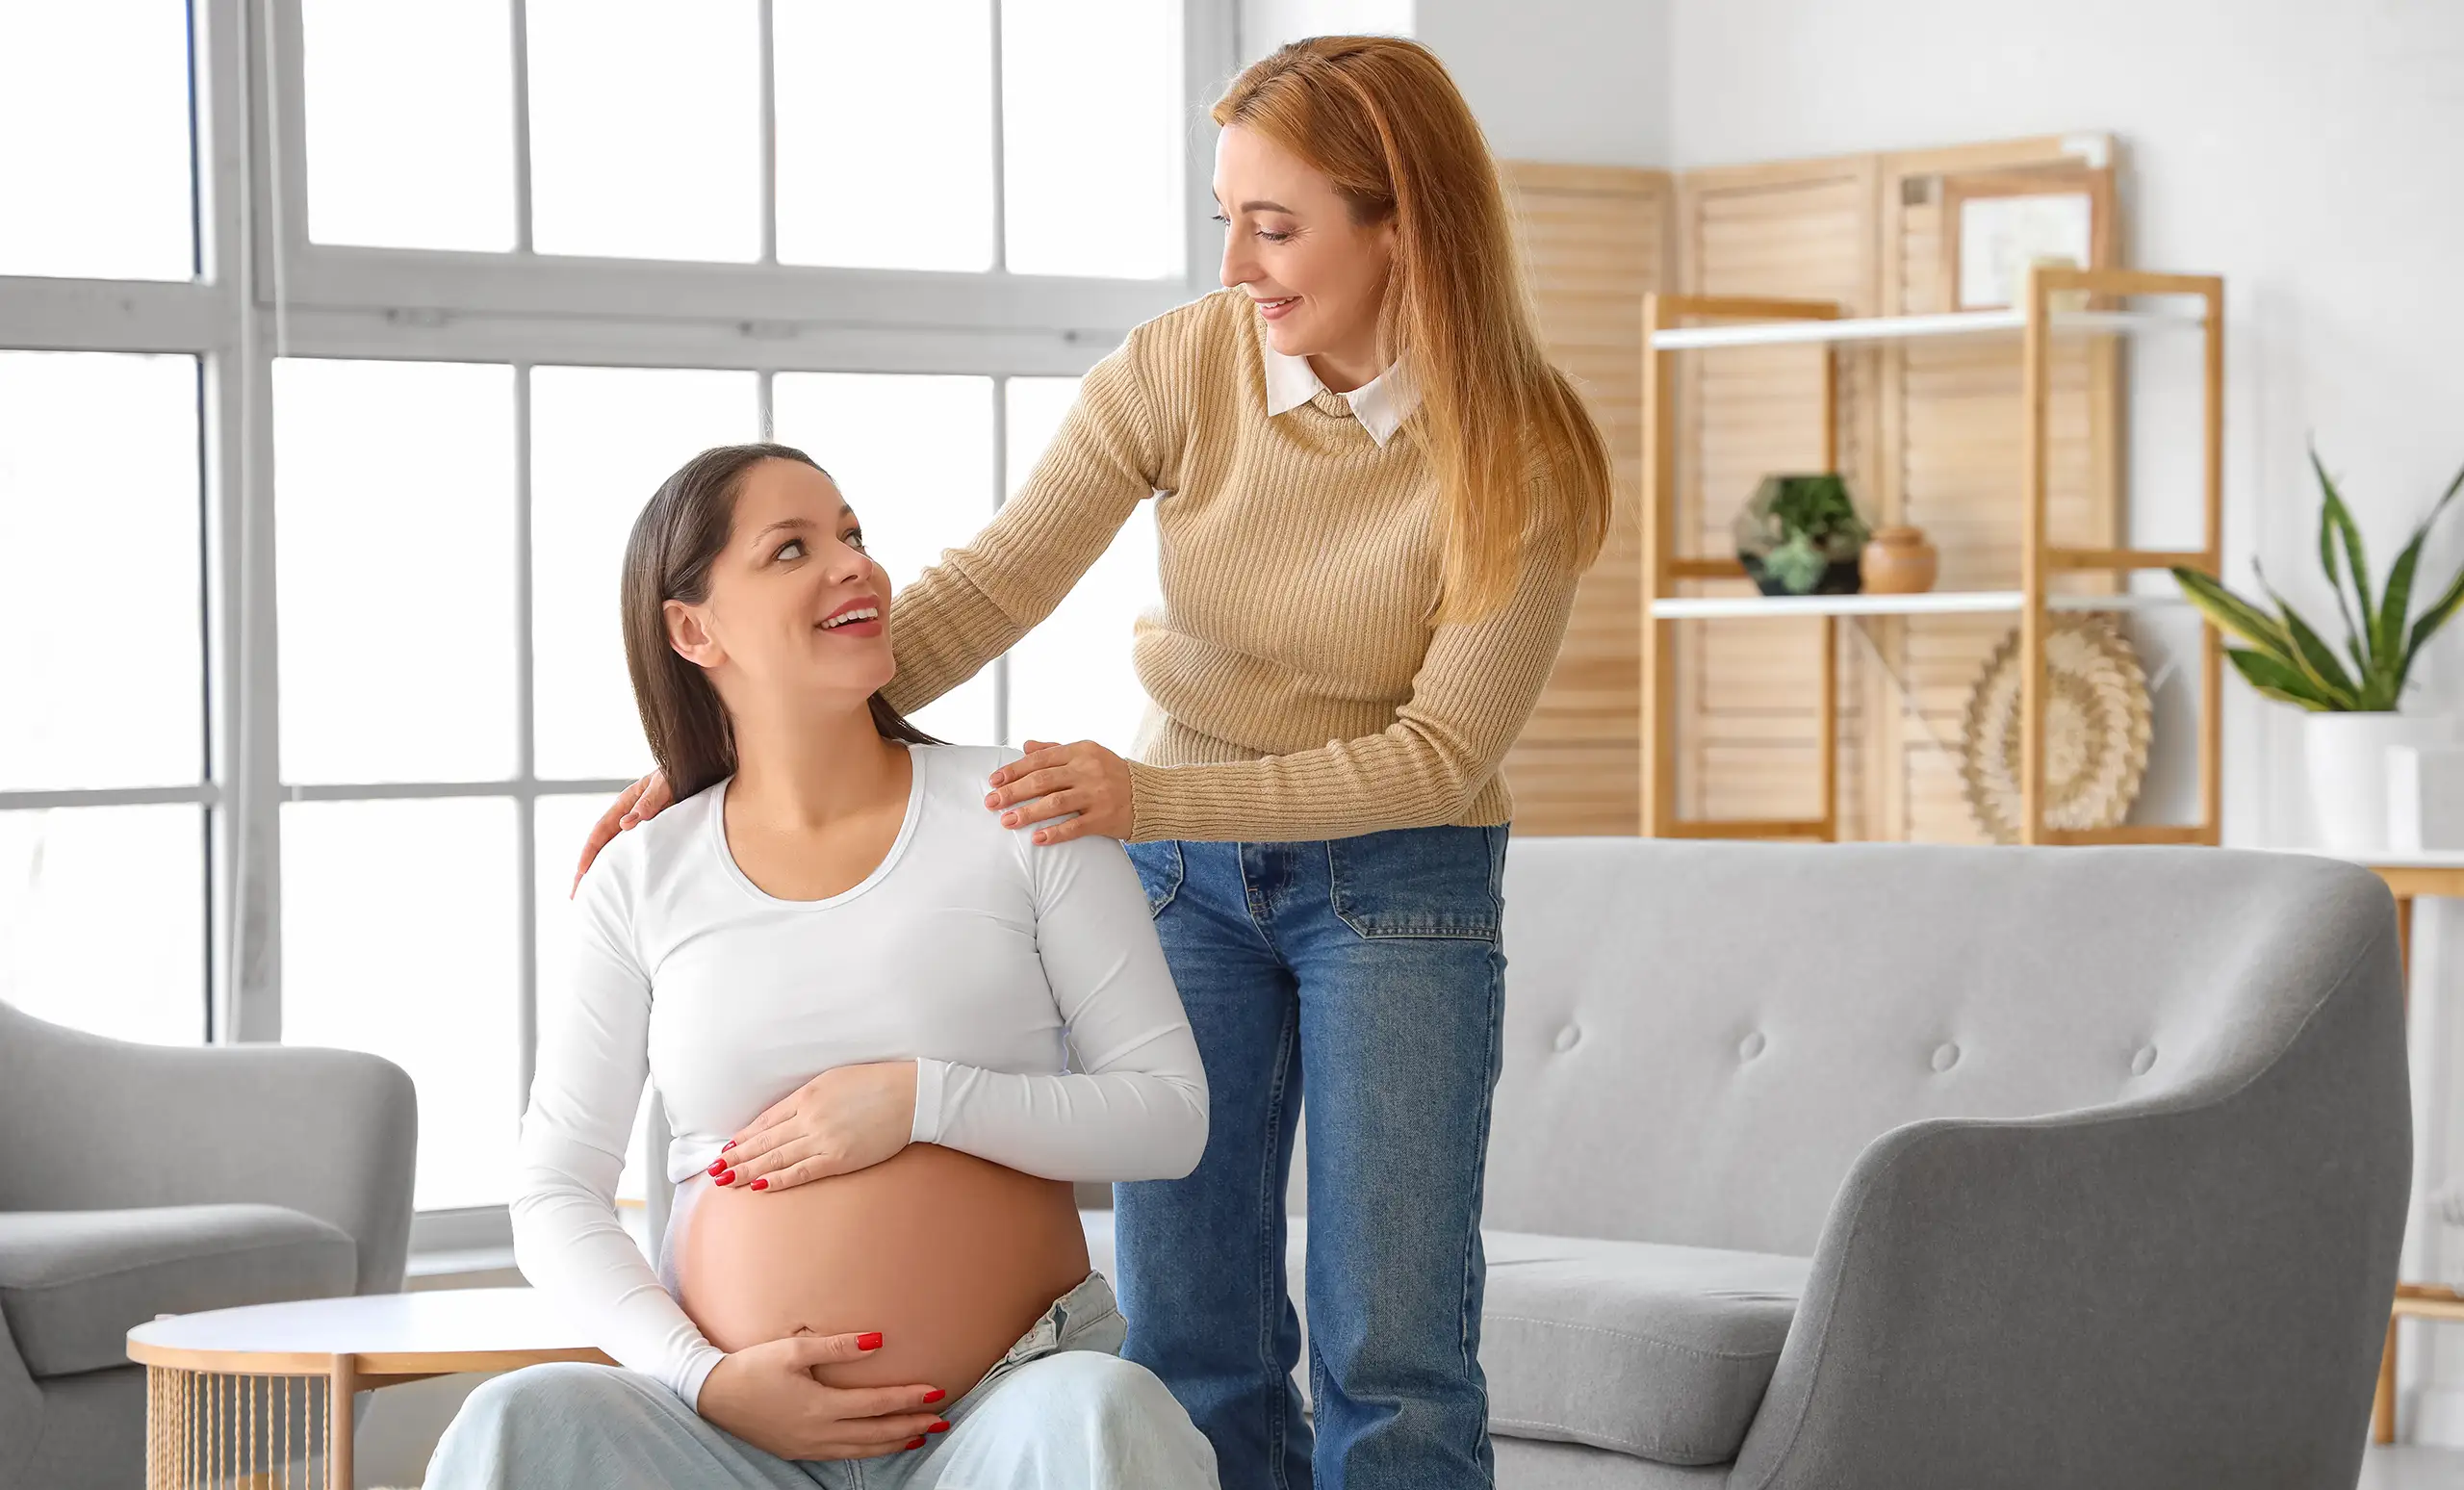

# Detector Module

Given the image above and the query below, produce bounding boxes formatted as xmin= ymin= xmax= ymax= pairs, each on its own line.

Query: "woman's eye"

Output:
xmin=775 ymin=538 xmax=806 ymax=561
xmin=844 ymin=528 xmax=866 ymax=551
xmin=1210 ymin=213 xmax=1230 ymax=226
xmin=1258 ymin=229 xmax=1293 ymax=244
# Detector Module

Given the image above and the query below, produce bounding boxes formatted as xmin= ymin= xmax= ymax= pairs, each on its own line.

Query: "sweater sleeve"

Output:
xmin=881 ymin=336 xmax=1166 ymax=718
xmin=1123 ymin=516 xmax=1588 ymax=843
xmin=510 ymin=855 xmax=727 ymax=1409
xmin=909 ymin=810 xmax=1208 ymax=1181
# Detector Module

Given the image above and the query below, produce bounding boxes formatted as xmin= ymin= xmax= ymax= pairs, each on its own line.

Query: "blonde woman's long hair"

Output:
xmin=1214 ymin=35 xmax=1613 ymax=623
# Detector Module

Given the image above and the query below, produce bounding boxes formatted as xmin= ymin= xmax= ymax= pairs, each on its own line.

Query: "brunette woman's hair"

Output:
xmin=1213 ymin=36 xmax=1613 ymax=622
xmin=620 ymin=443 xmax=939 ymax=804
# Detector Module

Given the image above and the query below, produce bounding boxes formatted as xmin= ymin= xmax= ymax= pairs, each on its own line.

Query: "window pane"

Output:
xmin=1002 ymin=0 xmax=1181 ymax=279
xmin=772 ymin=374 xmax=997 ymax=745
xmin=282 ymin=797 xmax=519 ymax=1211
xmin=526 ymin=0 xmax=759 ymax=262
xmin=275 ymin=360 xmax=517 ymax=784
xmin=530 ymin=368 xmax=757 ymax=782
xmin=0 ymin=1 xmax=192 ymax=279
xmin=774 ymin=4 xmax=992 ymax=271
xmin=536 ymin=792 xmax=654 ymax=1206
xmin=1003 ymin=377 xmax=1159 ymax=753
xmin=0 ymin=352 xmax=202 ymax=791
xmin=302 ymin=0 xmax=517 ymax=251
xmin=0 ymin=806 xmax=204 ymax=1044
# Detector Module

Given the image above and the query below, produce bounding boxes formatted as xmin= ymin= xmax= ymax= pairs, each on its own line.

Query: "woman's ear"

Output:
xmin=664 ymin=597 xmax=724 ymax=668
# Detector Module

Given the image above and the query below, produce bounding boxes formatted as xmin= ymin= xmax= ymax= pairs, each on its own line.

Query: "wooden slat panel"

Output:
xmin=1867 ymin=135 xmax=2123 ymax=842
xmin=1497 ymin=162 xmax=1672 ymax=835
xmin=1672 ymin=156 xmax=1881 ymax=839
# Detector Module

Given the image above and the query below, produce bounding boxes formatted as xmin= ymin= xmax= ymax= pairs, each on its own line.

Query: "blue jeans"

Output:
xmin=1116 ymin=825 xmax=1510 ymax=1490
xmin=424 ymin=1273 xmax=1218 ymax=1489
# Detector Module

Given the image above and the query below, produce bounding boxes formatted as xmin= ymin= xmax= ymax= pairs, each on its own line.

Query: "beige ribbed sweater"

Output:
xmin=883 ymin=287 xmax=1586 ymax=843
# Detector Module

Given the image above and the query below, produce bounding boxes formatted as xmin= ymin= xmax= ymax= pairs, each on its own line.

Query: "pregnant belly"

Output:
xmin=673 ymin=1143 xmax=1091 ymax=1401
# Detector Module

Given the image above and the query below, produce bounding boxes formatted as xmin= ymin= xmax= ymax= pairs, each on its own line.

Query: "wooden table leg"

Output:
xmin=329 ymin=1356 xmax=356 ymax=1490
xmin=2379 ymin=1312 xmax=2400 ymax=1443
xmin=2379 ymin=892 xmax=2417 ymax=1445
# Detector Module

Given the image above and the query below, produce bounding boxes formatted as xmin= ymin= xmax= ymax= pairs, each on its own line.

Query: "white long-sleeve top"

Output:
xmin=510 ymin=742 xmax=1208 ymax=1408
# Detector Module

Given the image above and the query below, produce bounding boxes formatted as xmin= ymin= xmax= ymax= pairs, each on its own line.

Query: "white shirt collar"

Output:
xmin=1262 ymin=343 xmax=1419 ymax=449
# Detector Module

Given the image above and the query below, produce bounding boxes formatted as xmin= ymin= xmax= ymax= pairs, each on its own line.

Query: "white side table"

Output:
xmin=126 ymin=1287 xmax=611 ymax=1488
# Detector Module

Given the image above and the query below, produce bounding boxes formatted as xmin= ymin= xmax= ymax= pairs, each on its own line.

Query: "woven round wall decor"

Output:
xmin=1959 ymin=615 xmax=2153 ymax=844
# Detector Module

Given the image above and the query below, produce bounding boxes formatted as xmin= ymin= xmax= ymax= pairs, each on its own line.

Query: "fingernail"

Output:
xmin=1001 ymin=812 xmax=1019 ymax=827
xmin=922 ymin=1388 xmax=946 ymax=1403
xmin=715 ymin=1169 xmax=735 ymax=1186
xmin=620 ymin=814 xmax=636 ymax=828
xmin=984 ymin=792 xmax=1000 ymax=808
xmin=706 ymin=1159 xmax=727 ymax=1177
xmin=721 ymin=1140 xmax=735 ymax=1151
xmin=749 ymin=1177 xmax=768 ymax=1191
xmin=927 ymin=1420 xmax=950 ymax=1434
xmin=857 ymin=1331 xmax=884 ymax=1351
xmin=906 ymin=1437 xmax=927 ymax=1451
xmin=1033 ymin=831 xmax=1047 ymax=843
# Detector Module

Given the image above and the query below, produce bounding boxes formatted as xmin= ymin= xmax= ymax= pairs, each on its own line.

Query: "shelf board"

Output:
xmin=1647 ymin=590 xmax=2193 ymax=620
xmin=1649 ymin=305 xmax=2206 ymax=351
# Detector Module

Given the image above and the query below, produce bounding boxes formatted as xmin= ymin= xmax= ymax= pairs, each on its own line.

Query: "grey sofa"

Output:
xmin=1088 ymin=836 xmax=2411 ymax=1489
xmin=0 ymin=998 xmax=417 ymax=1490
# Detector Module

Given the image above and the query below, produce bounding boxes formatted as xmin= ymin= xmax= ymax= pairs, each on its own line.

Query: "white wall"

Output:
xmin=1237 ymin=0 xmax=1670 ymax=166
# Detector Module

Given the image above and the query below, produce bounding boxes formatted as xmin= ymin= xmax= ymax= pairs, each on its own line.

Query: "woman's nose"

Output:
xmin=1219 ymin=236 xmax=1256 ymax=290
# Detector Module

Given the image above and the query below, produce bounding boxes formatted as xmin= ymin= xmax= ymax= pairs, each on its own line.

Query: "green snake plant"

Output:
xmin=2170 ymin=448 xmax=2464 ymax=711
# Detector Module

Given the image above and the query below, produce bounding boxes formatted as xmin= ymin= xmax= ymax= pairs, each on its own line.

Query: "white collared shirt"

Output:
xmin=1262 ymin=341 xmax=1420 ymax=448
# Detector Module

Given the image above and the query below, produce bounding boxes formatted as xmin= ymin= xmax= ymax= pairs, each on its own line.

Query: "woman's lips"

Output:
xmin=1256 ymin=295 xmax=1299 ymax=321
xmin=816 ymin=617 xmax=883 ymax=637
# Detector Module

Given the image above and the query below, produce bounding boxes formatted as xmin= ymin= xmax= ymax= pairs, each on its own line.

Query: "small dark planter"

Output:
xmin=1742 ymin=552 xmax=1862 ymax=598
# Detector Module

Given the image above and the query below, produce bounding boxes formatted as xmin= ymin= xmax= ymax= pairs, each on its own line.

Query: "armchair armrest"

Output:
xmin=0 ymin=1002 xmax=417 ymax=1297
xmin=1729 ymin=920 xmax=2409 ymax=1490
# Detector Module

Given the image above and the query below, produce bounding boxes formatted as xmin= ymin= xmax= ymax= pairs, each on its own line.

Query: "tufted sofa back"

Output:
xmin=1479 ymin=836 xmax=2395 ymax=1258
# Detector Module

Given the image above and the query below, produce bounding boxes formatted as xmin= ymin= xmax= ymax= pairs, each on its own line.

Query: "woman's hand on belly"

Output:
xmin=717 ymin=1060 xmax=919 ymax=1193
xmin=697 ymin=1330 xmax=949 ymax=1462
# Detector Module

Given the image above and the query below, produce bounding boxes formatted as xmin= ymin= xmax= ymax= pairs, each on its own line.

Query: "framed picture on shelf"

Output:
xmin=1940 ymin=165 xmax=2116 ymax=311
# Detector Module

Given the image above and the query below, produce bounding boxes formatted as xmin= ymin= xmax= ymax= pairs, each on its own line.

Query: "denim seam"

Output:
xmin=1259 ymin=987 xmax=1300 ymax=1490
xmin=1459 ymin=938 xmax=1505 ymax=1477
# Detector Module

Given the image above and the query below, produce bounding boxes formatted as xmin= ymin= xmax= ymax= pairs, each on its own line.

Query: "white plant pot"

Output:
xmin=2305 ymin=711 xmax=2459 ymax=854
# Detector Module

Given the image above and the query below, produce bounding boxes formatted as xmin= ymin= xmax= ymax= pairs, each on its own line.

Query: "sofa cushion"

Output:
xmin=1082 ymin=1211 xmax=1804 ymax=1468
xmin=0 ymin=1205 xmax=357 ymax=1376
xmin=1479 ymin=1229 xmax=1806 ymax=1466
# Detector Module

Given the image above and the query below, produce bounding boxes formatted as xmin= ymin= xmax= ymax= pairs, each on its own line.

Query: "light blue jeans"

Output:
xmin=424 ymin=1272 xmax=1218 ymax=1489
xmin=1117 ymin=826 xmax=1511 ymax=1490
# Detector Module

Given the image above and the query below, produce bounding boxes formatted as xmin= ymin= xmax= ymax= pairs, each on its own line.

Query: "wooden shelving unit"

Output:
xmin=1638 ymin=264 xmax=2227 ymax=846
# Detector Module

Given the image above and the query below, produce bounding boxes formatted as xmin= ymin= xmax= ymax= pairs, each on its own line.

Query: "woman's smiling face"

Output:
xmin=666 ymin=456 xmax=895 ymax=706
xmin=1213 ymin=121 xmax=1396 ymax=375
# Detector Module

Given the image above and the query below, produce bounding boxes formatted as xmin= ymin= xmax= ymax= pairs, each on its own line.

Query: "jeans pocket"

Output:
xmin=1123 ymin=839 xmax=1184 ymax=919
xmin=1325 ymin=824 xmax=1504 ymax=940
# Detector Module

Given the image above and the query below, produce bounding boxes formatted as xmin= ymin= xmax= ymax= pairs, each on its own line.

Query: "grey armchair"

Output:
xmin=0 ymin=998 xmax=416 ymax=1489
xmin=1087 ymin=836 xmax=2411 ymax=1488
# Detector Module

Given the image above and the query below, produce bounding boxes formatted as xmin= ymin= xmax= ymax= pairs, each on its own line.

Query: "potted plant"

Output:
xmin=2172 ymin=447 xmax=2464 ymax=852
xmin=1735 ymin=474 xmax=1869 ymax=597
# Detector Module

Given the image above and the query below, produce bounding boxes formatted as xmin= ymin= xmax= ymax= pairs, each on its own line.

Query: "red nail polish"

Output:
xmin=857 ymin=1331 xmax=884 ymax=1351
xmin=721 ymin=1140 xmax=735 ymax=1152
xmin=921 ymin=1388 xmax=945 ymax=1403
xmin=706 ymin=1159 xmax=726 ymax=1176
xmin=927 ymin=1420 xmax=950 ymax=1434
xmin=906 ymin=1437 xmax=927 ymax=1451
xmin=749 ymin=1177 xmax=768 ymax=1191
xmin=715 ymin=1169 xmax=735 ymax=1185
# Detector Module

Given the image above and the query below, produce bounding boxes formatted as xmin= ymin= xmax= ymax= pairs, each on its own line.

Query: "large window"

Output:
xmin=0 ymin=0 xmax=1228 ymax=1228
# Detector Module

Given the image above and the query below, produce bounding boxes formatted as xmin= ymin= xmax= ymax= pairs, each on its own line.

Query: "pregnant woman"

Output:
xmin=427 ymin=444 xmax=1219 ymax=1489
xmin=578 ymin=36 xmax=1611 ymax=1490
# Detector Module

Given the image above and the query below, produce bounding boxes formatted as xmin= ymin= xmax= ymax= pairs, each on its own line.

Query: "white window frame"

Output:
xmin=0 ymin=0 xmax=1237 ymax=1249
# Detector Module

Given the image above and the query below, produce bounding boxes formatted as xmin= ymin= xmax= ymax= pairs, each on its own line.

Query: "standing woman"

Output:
xmin=580 ymin=34 xmax=1607 ymax=1490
